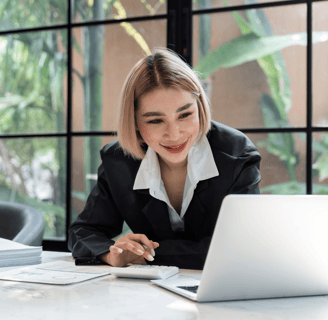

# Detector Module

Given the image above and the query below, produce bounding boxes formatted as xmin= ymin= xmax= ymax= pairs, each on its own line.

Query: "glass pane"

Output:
xmin=313 ymin=1 xmax=328 ymax=127
xmin=313 ymin=132 xmax=328 ymax=194
xmin=247 ymin=132 xmax=306 ymax=194
xmin=71 ymin=135 xmax=117 ymax=223
xmin=193 ymin=3 xmax=307 ymax=129
xmin=0 ymin=0 xmax=67 ymax=32
xmin=193 ymin=0 xmax=296 ymax=11
xmin=0 ymin=30 xmax=67 ymax=135
xmin=72 ymin=19 xmax=166 ymax=132
xmin=73 ymin=0 xmax=167 ymax=23
xmin=0 ymin=137 xmax=66 ymax=240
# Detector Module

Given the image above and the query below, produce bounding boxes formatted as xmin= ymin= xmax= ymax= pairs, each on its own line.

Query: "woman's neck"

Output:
xmin=158 ymin=156 xmax=187 ymax=173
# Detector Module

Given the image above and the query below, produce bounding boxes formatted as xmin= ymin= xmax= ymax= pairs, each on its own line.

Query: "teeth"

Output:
xmin=161 ymin=142 xmax=184 ymax=149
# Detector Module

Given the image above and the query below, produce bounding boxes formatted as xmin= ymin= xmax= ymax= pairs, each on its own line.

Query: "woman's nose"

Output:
xmin=164 ymin=123 xmax=181 ymax=140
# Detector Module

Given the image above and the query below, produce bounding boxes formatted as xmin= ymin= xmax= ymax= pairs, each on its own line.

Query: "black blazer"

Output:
xmin=68 ymin=121 xmax=261 ymax=270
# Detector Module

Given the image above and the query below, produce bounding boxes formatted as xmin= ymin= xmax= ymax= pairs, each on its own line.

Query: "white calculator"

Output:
xmin=109 ymin=264 xmax=179 ymax=280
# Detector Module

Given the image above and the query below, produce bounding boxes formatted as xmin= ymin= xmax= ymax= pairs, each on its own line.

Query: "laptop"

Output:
xmin=151 ymin=194 xmax=328 ymax=302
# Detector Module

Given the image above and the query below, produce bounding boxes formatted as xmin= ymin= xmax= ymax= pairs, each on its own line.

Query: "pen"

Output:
xmin=75 ymin=258 xmax=106 ymax=266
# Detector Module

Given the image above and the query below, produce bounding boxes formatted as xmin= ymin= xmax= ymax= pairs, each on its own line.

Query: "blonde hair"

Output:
xmin=117 ymin=48 xmax=212 ymax=159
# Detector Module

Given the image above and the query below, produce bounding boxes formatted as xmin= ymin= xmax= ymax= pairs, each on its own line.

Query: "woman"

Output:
xmin=68 ymin=48 xmax=261 ymax=270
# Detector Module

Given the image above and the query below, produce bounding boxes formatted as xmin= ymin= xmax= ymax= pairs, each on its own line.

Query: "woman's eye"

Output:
xmin=147 ymin=113 xmax=192 ymax=124
xmin=179 ymin=112 xmax=192 ymax=119
xmin=147 ymin=119 xmax=163 ymax=124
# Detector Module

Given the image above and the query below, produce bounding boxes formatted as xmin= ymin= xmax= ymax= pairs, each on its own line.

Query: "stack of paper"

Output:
xmin=0 ymin=237 xmax=42 ymax=268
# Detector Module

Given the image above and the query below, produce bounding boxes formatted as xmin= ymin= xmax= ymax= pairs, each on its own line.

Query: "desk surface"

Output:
xmin=1 ymin=251 xmax=328 ymax=320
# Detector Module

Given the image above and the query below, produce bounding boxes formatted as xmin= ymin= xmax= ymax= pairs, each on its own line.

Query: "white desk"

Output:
xmin=1 ymin=251 xmax=328 ymax=320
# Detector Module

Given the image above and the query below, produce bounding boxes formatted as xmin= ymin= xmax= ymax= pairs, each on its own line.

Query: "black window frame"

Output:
xmin=0 ymin=0 xmax=326 ymax=251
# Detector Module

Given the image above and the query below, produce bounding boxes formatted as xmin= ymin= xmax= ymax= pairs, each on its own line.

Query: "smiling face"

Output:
xmin=136 ymin=87 xmax=200 ymax=170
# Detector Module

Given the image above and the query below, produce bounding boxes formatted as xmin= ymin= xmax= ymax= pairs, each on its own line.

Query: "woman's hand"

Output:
xmin=101 ymin=233 xmax=159 ymax=267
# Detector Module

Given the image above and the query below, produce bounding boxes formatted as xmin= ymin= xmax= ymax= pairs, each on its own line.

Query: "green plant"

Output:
xmin=0 ymin=0 xmax=167 ymax=239
xmin=313 ymin=133 xmax=328 ymax=182
xmin=194 ymin=0 xmax=328 ymax=194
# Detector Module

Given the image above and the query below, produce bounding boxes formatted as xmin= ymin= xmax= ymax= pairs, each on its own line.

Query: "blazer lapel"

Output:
xmin=194 ymin=179 xmax=208 ymax=194
xmin=184 ymin=180 xmax=208 ymax=240
xmin=140 ymin=195 xmax=175 ymax=241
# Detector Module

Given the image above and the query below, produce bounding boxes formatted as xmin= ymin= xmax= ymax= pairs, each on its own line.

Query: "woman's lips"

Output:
xmin=161 ymin=140 xmax=188 ymax=153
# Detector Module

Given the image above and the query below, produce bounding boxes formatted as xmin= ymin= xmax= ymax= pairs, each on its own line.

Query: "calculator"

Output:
xmin=109 ymin=264 xmax=179 ymax=280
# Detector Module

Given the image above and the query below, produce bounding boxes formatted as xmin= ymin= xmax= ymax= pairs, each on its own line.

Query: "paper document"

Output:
xmin=0 ymin=261 xmax=111 ymax=285
xmin=0 ymin=237 xmax=42 ymax=267
xmin=0 ymin=237 xmax=42 ymax=255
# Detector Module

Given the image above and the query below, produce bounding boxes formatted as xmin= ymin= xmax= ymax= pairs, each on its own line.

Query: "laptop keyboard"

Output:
xmin=177 ymin=285 xmax=199 ymax=293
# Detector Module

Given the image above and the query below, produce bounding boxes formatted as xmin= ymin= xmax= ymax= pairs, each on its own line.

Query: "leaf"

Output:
xmin=298 ymin=133 xmax=328 ymax=154
xmin=258 ymin=53 xmax=291 ymax=117
xmin=221 ymin=0 xmax=253 ymax=35
xmin=71 ymin=190 xmax=88 ymax=202
xmin=313 ymin=183 xmax=328 ymax=194
xmin=120 ymin=22 xmax=151 ymax=55
xmin=245 ymin=0 xmax=274 ymax=37
xmin=0 ymin=19 xmax=16 ymax=32
xmin=322 ymin=134 xmax=328 ymax=147
xmin=313 ymin=151 xmax=328 ymax=182
xmin=194 ymin=31 xmax=328 ymax=79
xmin=0 ymin=94 xmax=25 ymax=107
xmin=50 ymin=0 xmax=67 ymax=21
xmin=260 ymin=93 xmax=288 ymax=128
xmin=266 ymin=132 xmax=298 ymax=165
xmin=72 ymin=35 xmax=83 ymax=56
xmin=256 ymin=125 xmax=298 ymax=180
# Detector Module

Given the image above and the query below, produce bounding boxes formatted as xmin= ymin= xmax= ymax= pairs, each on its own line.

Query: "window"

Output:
xmin=192 ymin=0 xmax=328 ymax=195
xmin=0 ymin=0 xmax=326 ymax=251
xmin=0 ymin=0 xmax=167 ymax=250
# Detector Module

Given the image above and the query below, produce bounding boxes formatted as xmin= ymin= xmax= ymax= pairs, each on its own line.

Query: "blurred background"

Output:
xmin=0 ymin=0 xmax=327 ymax=249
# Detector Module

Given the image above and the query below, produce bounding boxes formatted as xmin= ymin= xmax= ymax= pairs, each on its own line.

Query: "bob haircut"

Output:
xmin=117 ymin=48 xmax=212 ymax=160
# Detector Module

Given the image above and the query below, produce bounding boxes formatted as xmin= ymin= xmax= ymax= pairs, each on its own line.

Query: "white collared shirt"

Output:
xmin=133 ymin=137 xmax=219 ymax=232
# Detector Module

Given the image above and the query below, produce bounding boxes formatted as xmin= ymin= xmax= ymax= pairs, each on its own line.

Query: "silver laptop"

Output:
xmin=151 ymin=194 xmax=328 ymax=302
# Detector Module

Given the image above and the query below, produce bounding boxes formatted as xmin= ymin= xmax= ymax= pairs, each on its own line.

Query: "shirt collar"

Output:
xmin=133 ymin=136 xmax=219 ymax=191
xmin=187 ymin=135 xmax=219 ymax=186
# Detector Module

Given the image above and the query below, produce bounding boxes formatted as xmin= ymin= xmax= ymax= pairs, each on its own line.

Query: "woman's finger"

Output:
xmin=115 ymin=241 xmax=146 ymax=256
xmin=124 ymin=241 xmax=154 ymax=261
xmin=110 ymin=245 xmax=123 ymax=254
xmin=127 ymin=234 xmax=155 ymax=251
xmin=114 ymin=235 xmax=157 ymax=261
xmin=150 ymin=240 xmax=159 ymax=248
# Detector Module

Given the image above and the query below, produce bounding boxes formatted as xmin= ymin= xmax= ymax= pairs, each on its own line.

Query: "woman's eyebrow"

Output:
xmin=142 ymin=103 xmax=192 ymax=117
xmin=176 ymin=103 xmax=192 ymax=113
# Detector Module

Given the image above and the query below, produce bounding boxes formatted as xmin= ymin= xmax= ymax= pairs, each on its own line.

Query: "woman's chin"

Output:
xmin=157 ymin=150 xmax=189 ymax=169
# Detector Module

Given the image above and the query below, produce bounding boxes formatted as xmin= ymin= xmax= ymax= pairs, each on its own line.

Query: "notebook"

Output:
xmin=151 ymin=194 xmax=328 ymax=302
